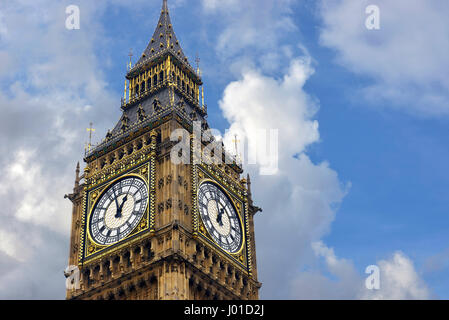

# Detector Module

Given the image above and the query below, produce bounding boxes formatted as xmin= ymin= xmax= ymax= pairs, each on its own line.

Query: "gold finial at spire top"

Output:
xmin=195 ymin=53 xmax=201 ymax=76
xmin=128 ymin=49 xmax=133 ymax=70
xmin=233 ymin=134 xmax=241 ymax=163
xmin=75 ymin=162 xmax=80 ymax=188
xmin=124 ymin=79 xmax=128 ymax=103
xmin=86 ymin=122 xmax=95 ymax=153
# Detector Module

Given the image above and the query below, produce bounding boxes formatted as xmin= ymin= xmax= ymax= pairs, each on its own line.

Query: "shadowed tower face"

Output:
xmin=66 ymin=0 xmax=262 ymax=300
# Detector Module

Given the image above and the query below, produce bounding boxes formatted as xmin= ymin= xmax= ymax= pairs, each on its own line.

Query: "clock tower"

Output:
xmin=65 ymin=0 xmax=261 ymax=300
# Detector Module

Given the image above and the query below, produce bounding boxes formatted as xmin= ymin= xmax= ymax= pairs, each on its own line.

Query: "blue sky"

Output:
xmin=0 ymin=0 xmax=447 ymax=299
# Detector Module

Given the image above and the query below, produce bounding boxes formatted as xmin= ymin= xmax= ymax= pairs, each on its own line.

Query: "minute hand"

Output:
xmin=112 ymin=186 xmax=120 ymax=212
xmin=214 ymin=191 xmax=224 ymax=226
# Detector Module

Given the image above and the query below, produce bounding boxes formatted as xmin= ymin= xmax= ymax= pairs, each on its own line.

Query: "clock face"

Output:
xmin=197 ymin=181 xmax=243 ymax=253
xmin=89 ymin=176 xmax=148 ymax=246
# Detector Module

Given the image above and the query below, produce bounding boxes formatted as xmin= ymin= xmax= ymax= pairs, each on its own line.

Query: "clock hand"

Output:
xmin=115 ymin=195 xmax=128 ymax=218
xmin=112 ymin=185 xmax=120 ymax=212
xmin=217 ymin=208 xmax=225 ymax=226
xmin=120 ymin=195 xmax=128 ymax=209
xmin=116 ymin=179 xmax=134 ymax=218
xmin=213 ymin=190 xmax=222 ymax=225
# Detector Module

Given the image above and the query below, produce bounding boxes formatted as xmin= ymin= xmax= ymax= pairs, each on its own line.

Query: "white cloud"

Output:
xmin=200 ymin=0 xmax=298 ymax=76
xmin=0 ymin=0 xmax=120 ymax=298
xmin=0 ymin=149 xmax=71 ymax=234
xmin=202 ymin=0 xmax=239 ymax=11
xmin=0 ymin=229 xmax=26 ymax=261
xmin=216 ymin=24 xmax=432 ymax=299
xmin=362 ymin=252 xmax=431 ymax=300
xmin=291 ymin=241 xmax=362 ymax=299
xmin=291 ymin=243 xmax=431 ymax=300
xmin=221 ymin=57 xmax=320 ymax=168
xmin=319 ymin=0 xmax=449 ymax=116
xmin=218 ymin=55 xmax=349 ymax=298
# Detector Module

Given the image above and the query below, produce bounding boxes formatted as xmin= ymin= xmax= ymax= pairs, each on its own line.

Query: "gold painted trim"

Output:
xmin=85 ymin=172 xmax=150 ymax=251
xmin=196 ymin=178 xmax=246 ymax=256
xmin=78 ymin=188 xmax=87 ymax=267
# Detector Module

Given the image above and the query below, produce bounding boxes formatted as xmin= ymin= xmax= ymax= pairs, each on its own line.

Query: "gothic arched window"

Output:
xmin=159 ymin=71 xmax=164 ymax=84
xmin=153 ymin=74 xmax=158 ymax=86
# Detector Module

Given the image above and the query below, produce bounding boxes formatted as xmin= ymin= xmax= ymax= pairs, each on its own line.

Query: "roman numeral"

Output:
xmin=92 ymin=217 xmax=104 ymax=224
xmin=133 ymin=185 xmax=143 ymax=196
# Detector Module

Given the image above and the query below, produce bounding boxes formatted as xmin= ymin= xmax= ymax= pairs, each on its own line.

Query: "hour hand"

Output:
xmin=115 ymin=195 xmax=128 ymax=218
xmin=119 ymin=195 xmax=128 ymax=210
xmin=217 ymin=208 xmax=224 ymax=226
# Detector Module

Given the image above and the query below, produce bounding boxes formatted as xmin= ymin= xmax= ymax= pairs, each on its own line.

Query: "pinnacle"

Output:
xmin=134 ymin=0 xmax=189 ymax=68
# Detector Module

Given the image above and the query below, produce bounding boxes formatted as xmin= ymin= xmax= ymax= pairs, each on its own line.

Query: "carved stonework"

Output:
xmin=121 ymin=113 xmax=130 ymax=132
xmin=165 ymin=198 xmax=172 ymax=210
xmin=137 ymin=104 xmax=147 ymax=122
xmin=153 ymin=98 xmax=162 ymax=112
xmin=66 ymin=0 xmax=260 ymax=301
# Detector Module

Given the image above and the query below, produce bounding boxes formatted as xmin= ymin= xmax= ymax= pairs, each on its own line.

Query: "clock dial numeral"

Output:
xmin=89 ymin=176 xmax=149 ymax=246
xmin=198 ymin=181 xmax=243 ymax=254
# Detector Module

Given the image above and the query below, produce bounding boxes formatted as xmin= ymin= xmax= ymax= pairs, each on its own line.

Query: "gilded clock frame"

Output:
xmin=79 ymin=158 xmax=156 ymax=267
xmin=86 ymin=173 xmax=150 ymax=247
xmin=197 ymin=178 xmax=246 ymax=255
xmin=192 ymin=164 xmax=252 ymax=275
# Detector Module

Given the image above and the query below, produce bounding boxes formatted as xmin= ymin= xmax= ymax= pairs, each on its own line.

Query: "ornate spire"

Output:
xmin=75 ymin=162 xmax=80 ymax=188
xmin=134 ymin=0 xmax=188 ymax=68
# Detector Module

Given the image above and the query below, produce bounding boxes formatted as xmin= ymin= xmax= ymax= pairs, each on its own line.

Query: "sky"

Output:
xmin=0 ymin=0 xmax=448 ymax=299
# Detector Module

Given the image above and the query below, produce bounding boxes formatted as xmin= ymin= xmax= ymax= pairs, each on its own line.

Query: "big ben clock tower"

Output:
xmin=65 ymin=0 xmax=262 ymax=300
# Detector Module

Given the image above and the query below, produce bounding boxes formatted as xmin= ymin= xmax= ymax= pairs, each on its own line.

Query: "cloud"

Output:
xmin=362 ymin=252 xmax=431 ymax=300
xmin=202 ymin=0 xmax=239 ymax=11
xmin=291 ymin=243 xmax=431 ymax=300
xmin=0 ymin=229 xmax=69 ymax=299
xmin=215 ymin=6 xmax=432 ymax=298
xmin=0 ymin=0 xmax=120 ymax=298
xmin=0 ymin=229 xmax=28 ymax=262
xmin=200 ymin=0 xmax=298 ymax=75
xmin=0 ymin=149 xmax=71 ymax=234
xmin=220 ymin=57 xmax=320 ymax=166
xmin=0 ymin=0 xmax=435 ymax=299
xmin=291 ymin=241 xmax=362 ymax=299
xmin=218 ymin=55 xmax=349 ymax=298
xmin=319 ymin=0 xmax=449 ymax=116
